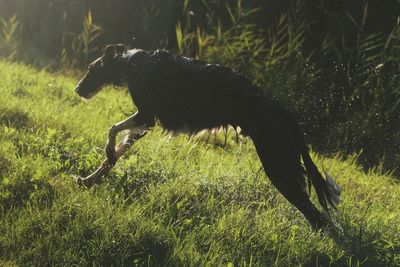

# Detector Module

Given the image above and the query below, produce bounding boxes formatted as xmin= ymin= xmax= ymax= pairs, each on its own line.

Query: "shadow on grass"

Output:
xmin=0 ymin=107 xmax=31 ymax=129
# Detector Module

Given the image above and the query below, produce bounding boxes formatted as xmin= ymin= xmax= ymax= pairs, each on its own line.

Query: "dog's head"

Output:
xmin=75 ymin=44 xmax=126 ymax=99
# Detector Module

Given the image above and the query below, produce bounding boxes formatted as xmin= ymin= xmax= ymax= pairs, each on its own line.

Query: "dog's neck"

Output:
xmin=123 ymin=48 xmax=143 ymax=57
xmin=111 ymin=63 xmax=125 ymax=87
xmin=112 ymin=55 xmax=130 ymax=87
xmin=115 ymin=49 xmax=146 ymax=87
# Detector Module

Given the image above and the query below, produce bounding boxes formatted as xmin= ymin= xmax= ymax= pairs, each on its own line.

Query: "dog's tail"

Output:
xmin=284 ymin=110 xmax=342 ymax=215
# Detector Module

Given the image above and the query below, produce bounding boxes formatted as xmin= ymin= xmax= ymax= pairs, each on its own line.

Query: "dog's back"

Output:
xmin=124 ymin=49 xmax=279 ymax=133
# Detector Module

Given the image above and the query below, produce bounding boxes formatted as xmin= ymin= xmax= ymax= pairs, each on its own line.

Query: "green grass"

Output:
xmin=0 ymin=60 xmax=399 ymax=266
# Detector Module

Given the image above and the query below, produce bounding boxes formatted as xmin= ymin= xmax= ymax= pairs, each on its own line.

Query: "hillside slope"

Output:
xmin=0 ymin=61 xmax=399 ymax=266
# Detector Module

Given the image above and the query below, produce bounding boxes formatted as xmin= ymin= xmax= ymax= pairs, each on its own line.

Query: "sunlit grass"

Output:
xmin=0 ymin=61 xmax=399 ymax=266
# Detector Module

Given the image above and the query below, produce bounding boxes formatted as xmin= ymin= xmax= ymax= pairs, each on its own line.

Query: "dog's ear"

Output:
xmin=115 ymin=44 xmax=126 ymax=56
xmin=104 ymin=44 xmax=116 ymax=61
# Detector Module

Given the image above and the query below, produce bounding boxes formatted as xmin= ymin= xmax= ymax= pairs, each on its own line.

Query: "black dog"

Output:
xmin=75 ymin=44 xmax=341 ymax=229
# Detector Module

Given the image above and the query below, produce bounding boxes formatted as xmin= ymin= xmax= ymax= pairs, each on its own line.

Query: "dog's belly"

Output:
xmin=155 ymin=92 xmax=251 ymax=133
xmin=156 ymin=107 xmax=230 ymax=132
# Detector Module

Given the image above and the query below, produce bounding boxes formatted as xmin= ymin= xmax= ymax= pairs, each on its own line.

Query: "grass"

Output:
xmin=0 ymin=60 xmax=399 ymax=266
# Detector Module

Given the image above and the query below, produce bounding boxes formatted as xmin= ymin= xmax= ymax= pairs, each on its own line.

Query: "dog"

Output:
xmin=75 ymin=44 xmax=341 ymax=229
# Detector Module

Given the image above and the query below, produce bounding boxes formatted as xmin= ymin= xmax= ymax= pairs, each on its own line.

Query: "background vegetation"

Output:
xmin=0 ymin=0 xmax=400 ymax=265
xmin=0 ymin=61 xmax=399 ymax=266
xmin=1 ymin=0 xmax=399 ymax=173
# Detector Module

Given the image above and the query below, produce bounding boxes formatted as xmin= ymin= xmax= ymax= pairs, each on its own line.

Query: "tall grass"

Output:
xmin=0 ymin=14 xmax=19 ymax=59
xmin=60 ymin=10 xmax=102 ymax=68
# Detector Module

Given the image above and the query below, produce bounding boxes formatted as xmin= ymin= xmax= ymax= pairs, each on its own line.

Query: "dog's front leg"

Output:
xmin=106 ymin=111 xmax=152 ymax=166
xmin=75 ymin=131 xmax=147 ymax=188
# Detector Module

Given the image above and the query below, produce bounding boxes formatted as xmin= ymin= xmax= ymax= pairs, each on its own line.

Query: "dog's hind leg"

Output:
xmin=251 ymin=126 xmax=329 ymax=229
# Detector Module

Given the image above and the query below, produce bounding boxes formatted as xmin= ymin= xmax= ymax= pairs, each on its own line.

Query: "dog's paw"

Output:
xmin=73 ymin=175 xmax=94 ymax=188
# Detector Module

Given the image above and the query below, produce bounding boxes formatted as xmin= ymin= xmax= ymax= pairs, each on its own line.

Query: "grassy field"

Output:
xmin=0 ymin=60 xmax=399 ymax=266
